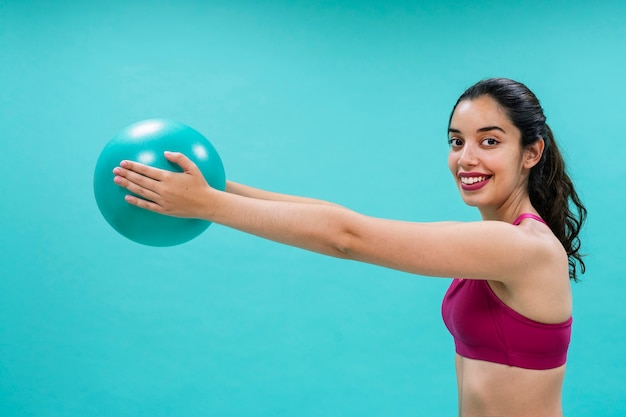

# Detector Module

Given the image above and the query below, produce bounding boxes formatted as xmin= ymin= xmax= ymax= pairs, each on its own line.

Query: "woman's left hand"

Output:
xmin=113 ymin=151 xmax=214 ymax=219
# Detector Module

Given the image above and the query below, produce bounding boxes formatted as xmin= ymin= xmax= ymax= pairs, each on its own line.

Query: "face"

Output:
xmin=447 ymin=95 xmax=539 ymax=215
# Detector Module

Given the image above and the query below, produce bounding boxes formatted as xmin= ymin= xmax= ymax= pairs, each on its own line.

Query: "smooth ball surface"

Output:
xmin=94 ymin=119 xmax=226 ymax=246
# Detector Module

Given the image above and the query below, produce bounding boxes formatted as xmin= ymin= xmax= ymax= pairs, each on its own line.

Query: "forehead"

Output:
xmin=450 ymin=95 xmax=514 ymax=131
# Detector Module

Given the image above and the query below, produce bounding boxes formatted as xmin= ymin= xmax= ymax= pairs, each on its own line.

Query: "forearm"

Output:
xmin=225 ymin=180 xmax=341 ymax=206
xmin=204 ymin=187 xmax=356 ymax=258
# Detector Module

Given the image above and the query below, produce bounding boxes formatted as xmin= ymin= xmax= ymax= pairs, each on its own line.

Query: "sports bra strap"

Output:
xmin=513 ymin=213 xmax=547 ymax=226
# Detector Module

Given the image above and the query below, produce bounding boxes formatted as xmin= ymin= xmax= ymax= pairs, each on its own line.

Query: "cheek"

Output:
xmin=447 ymin=152 xmax=458 ymax=176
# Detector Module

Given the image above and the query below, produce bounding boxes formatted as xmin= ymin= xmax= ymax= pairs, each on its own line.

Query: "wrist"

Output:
xmin=198 ymin=185 xmax=226 ymax=222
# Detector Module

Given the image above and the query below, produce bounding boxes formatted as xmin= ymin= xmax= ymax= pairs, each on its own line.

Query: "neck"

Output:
xmin=478 ymin=194 xmax=535 ymax=224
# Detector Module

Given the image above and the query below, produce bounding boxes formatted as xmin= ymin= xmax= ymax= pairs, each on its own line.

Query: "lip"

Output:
xmin=458 ymin=172 xmax=492 ymax=191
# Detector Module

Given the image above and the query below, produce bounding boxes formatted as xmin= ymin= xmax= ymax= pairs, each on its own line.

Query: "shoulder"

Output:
xmin=501 ymin=220 xmax=571 ymax=308
xmin=514 ymin=218 xmax=568 ymax=269
xmin=486 ymin=220 xmax=572 ymax=322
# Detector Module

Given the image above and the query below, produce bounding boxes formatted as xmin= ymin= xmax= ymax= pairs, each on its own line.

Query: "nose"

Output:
xmin=458 ymin=144 xmax=478 ymax=168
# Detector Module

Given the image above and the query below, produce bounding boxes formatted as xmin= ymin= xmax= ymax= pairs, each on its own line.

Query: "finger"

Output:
xmin=124 ymin=194 xmax=165 ymax=213
xmin=164 ymin=151 xmax=200 ymax=174
xmin=114 ymin=174 xmax=161 ymax=203
xmin=113 ymin=165 xmax=161 ymax=189
xmin=119 ymin=160 xmax=168 ymax=181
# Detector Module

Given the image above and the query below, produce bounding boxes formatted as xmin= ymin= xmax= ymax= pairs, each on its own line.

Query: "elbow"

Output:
xmin=329 ymin=229 xmax=358 ymax=259
xmin=314 ymin=207 xmax=364 ymax=260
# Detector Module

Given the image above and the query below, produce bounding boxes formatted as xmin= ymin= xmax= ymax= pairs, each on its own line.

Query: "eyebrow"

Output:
xmin=448 ymin=125 xmax=506 ymax=134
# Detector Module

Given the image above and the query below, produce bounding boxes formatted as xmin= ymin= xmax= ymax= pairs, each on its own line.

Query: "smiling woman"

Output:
xmin=112 ymin=78 xmax=586 ymax=417
xmin=448 ymin=78 xmax=587 ymax=281
xmin=447 ymin=96 xmax=540 ymax=210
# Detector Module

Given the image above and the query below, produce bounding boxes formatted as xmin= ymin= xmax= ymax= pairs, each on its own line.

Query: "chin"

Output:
xmin=458 ymin=192 xmax=486 ymax=208
xmin=461 ymin=199 xmax=481 ymax=208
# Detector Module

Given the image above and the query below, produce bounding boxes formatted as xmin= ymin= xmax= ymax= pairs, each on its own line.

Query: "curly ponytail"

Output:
xmin=451 ymin=78 xmax=587 ymax=281
xmin=529 ymin=124 xmax=587 ymax=281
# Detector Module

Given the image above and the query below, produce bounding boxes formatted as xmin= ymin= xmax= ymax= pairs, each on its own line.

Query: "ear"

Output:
xmin=523 ymin=138 xmax=545 ymax=169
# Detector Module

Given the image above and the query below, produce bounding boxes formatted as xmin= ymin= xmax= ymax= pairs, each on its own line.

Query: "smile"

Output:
xmin=459 ymin=174 xmax=492 ymax=191
xmin=460 ymin=175 xmax=490 ymax=185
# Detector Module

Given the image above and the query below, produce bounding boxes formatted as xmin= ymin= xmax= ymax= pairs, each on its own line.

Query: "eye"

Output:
xmin=448 ymin=137 xmax=463 ymax=148
xmin=482 ymin=137 xmax=499 ymax=146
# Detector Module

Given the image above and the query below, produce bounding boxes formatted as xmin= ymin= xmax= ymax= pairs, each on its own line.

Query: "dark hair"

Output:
xmin=449 ymin=78 xmax=587 ymax=281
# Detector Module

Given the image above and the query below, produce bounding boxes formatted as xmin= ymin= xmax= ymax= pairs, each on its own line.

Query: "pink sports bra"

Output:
xmin=441 ymin=213 xmax=572 ymax=370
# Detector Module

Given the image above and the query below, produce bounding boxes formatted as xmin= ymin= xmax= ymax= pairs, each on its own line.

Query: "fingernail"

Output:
xmin=113 ymin=167 xmax=121 ymax=174
xmin=114 ymin=176 xmax=122 ymax=184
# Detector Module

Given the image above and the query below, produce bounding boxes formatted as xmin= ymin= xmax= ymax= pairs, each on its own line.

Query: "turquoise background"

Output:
xmin=1 ymin=1 xmax=624 ymax=416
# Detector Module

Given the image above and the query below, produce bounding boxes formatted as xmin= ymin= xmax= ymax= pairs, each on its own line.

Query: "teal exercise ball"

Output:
xmin=94 ymin=119 xmax=226 ymax=247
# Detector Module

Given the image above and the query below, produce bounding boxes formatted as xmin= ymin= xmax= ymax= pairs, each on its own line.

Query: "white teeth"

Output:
xmin=461 ymin=176 xmax=487 ymax=184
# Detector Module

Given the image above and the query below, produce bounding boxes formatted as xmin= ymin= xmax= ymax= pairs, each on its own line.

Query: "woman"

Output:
xmin=113 ymin=78 xmax=586 ymax=417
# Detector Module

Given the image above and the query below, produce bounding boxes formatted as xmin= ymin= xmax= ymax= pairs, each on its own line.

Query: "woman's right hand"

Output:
xmin=113 ymin=151 xmax=217 ymax=219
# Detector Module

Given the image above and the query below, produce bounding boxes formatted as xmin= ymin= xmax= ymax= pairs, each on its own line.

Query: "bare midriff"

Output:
xmin=455 ymin=354 xmax=566 ymax=417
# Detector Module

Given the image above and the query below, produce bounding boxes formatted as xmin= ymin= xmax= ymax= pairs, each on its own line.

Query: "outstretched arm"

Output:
xmin=225 ymin=181 xmax=341 ymax=207
xmin=113 ymin=152 xmax=366 ymax=258
xmin=113 ymin=152 xmax=555 ymax=282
